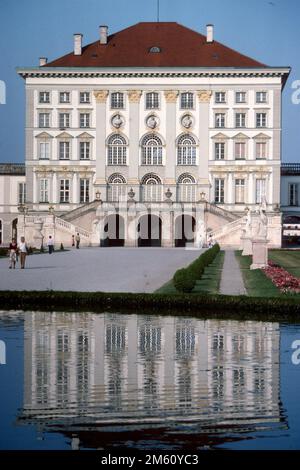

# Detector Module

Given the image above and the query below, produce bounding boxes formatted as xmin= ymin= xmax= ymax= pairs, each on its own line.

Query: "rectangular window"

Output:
xmin=60 ymin=179 xmax=70 ymax=203
xmin=39 ymin=142 xmax=50 ymax=160
xmin=215 ymin=179 xmax=225 ymax=203
xmin=180 ymin=92 xmax=194 ymax=109
xmin=215 ymin=92 xmax=226 ymax=103
xmin=39 ymin=91 xmax=50 ymax=103
xmin=80 ymin=141 xmax=90 ymax=160
xmin=59 ymin=113 xmax=70 ymax=128
xmin=235 ymin=179 xmax=245 ymax=204
xmin=80 ymin=179 xmax=89 ymax=203
xmin=80 ymin=92 xmax=90 ymax=104
xmin=39 ymin=113 xmax=50 ymax=128
xmin=256 ymin=112 xmax=267 ymax=128
xmin=59 ymin=141 xmax=70 ymax=160
xmin=18 ymin=182 xmax=26 ymax=204
xmin=80 ymin=113 xmax=90 ymax=128
xmin=235 ymin=142 xmax=246 ymax=159
xmin=289 ymin=183 xmax=299 ymax=206
xmin=215 ymin=113 xmax=225 ymax=128
xmin=256 ymin=179 xmax=266 ymax=204
xmin=111 ymin=92 xmax=124 ymax=109
xmin=235 ymin=113 xmax=246 ymax=128
xmin=235 ymin=92 xmax=246 ymax=103
xmin=256 ymin=142 xmax=267 ymax=159
xmin=215 ymin=142 xmax=225 ymax=160
xmin=59 ymin=92 xmax=70 ymax=103
xmin=40 ymin=179 xmax=48 ymax=203
xmin=256 ymin=91 xmax=267 ymax=103
xmin=146 ymin=92 xmax=159 ymax=109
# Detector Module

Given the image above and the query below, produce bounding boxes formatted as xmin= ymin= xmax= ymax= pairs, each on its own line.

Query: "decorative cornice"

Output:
xmin=127 ymin=90 xmax=142 ymax=103
xmin=164 ymin=90 xmax=179 ymax=103
xmin=197 ymin=90 xmax=212 ymax=103
xmin=17 ymin=67 xmax=290 ymax=80
xmin=93 ymin=90 xmax=108 ymax=103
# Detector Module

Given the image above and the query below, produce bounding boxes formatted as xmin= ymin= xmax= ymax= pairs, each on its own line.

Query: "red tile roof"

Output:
xmin=44 ymin=22 xmax=266 ymax=68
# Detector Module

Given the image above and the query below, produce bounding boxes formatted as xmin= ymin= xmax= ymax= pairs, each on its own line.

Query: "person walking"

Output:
xmin=47 ymin=235 xmax=54 ymax=254
xmin=18 ymin=236 xmax=28 ymax=269
xmin=72 ymin=234 xmax=75 ymax=247
xmin=75 ymin=233 xmax=81 ymax=249
xmin=8 ymin=238 xmax=18 ymax=269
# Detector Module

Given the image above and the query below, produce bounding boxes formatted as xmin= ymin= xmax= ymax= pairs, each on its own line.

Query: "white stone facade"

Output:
xmin=12 ymin=23 xmax=291 ymax=248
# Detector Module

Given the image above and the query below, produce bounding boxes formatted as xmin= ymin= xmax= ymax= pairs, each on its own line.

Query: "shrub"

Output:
xmin=173 ymin=268 xmax=196 ymax=293
xmin=173 ymin=244 xmax=220 ymax=292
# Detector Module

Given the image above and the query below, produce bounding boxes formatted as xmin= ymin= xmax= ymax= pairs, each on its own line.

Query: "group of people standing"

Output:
xmin=8 ymin=236 xmax=28 ymax=269
xmin=7 ymin=232 xmax=81 ymax=269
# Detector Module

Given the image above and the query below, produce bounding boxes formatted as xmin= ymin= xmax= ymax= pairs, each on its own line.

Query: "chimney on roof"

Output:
xmin=74 ymin=33 xmax=83 ymax=55
xmin=39 ymin=57 xmax=47 ymax=66
xmin=99 ymin=25 xmax=108 ymax=44
xmin=206 ymin=24 xmax=214 ymax=43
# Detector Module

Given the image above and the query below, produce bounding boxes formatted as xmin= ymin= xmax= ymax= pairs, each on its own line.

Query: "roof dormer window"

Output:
xmin=149 ymin=46 xmax=161 ymax=53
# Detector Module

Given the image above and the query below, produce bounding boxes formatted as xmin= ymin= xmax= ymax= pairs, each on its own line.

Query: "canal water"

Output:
xmin=0 ymin=311 xmax=299 ymax=450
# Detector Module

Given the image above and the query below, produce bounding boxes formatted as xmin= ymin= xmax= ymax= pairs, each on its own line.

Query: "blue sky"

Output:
xmin=0 ymin=0 xmax=299 ymax=163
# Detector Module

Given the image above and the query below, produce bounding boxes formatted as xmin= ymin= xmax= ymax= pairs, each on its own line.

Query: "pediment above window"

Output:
xmin=76 ymin=132 xmax=94 ymax=139
xmin=56 ymin=131 xmax=73 ymax=139
xmin=253 ymin=132 xmax=271 ymax=140
xmin=211 ymin=132 xmax=229 ymax=140
xmin=35 ymin=131 xmax=53 ymax=139
xmin=232 ymin=132 xmax=249 ymax=140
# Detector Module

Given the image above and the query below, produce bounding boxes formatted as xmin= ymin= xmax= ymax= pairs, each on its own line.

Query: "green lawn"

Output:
xmin=269 ymin=249 xmax=300 ymax=279
xmin=156 ymin=250 xmax=225 ymax=295
xmin=235 ymin=251 xmax=280 ymax=297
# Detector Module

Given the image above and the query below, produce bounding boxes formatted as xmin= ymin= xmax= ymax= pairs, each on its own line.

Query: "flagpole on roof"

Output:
xmin=157 ymin=0 xmax=160 ymax=22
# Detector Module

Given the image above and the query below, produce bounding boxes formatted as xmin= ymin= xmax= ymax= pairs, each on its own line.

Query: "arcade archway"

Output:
xmin=138 ymin=214 xmax=162 ymax=247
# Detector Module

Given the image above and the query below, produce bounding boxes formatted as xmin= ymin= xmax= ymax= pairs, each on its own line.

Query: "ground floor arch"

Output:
xmin=174 ymin=214 xmax=196 ymax=247
xmin=137 ymin=214 xmax=162 ymax=247
xmin=101 ymin=214 xmax=125 ymax=247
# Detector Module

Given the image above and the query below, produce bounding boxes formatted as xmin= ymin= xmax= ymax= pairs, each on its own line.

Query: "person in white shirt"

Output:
xmin=47 ymin=235 xmax=54 ymax=254
xmin=18 ymin=236 xmax=28 ymax=269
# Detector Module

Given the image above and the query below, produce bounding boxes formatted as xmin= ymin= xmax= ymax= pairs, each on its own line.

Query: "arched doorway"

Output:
xmin=101 ymin=214 xmax=125 ymax=247
xmin=175 ymin=215 xmax=196 ymax=247
xmin=138 ymin=214 xmax=162 ymax=247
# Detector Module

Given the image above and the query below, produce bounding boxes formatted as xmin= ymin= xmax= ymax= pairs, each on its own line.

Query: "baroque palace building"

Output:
xmin=4 ymin=22 xmax=291 ymax=247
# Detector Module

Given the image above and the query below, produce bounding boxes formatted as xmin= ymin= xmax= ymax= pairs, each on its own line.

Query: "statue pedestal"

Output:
xmin=250 ymin=238 xmax=268 ymax=270
xmin=242 ymin=236 xmax=253 ymax=256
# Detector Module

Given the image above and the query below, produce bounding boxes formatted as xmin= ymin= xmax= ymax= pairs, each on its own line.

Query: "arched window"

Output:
xmin=180 ymin=92 xmax=194 ymax=109
xmin=145 ymin=92 xmax=159 ymax=109
xmin=177 ymin=134 xmax=197 ymax=165
xmin=141 ymin=173 xmax=162 ymax=202
xmin=177 ymin=174 xmax=196 ymax=202
xmin=0 ymin=219 xmax=3 ymax=245
xmin=141 ymin=134 xmax=163 ymax=165
xmin=107 ymin=173 xmax=127 ymax=202
xmin=107 ymin=134 xmax=127 ymax=165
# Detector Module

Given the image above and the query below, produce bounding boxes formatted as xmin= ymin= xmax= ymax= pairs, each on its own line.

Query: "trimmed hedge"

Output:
xmin=173 ymin=268 xmax=196 ymax=293
xmin=173 ymin=244 xmax=220 ymax=293
xmin=0 ymin=290 xmax=299 ymax=320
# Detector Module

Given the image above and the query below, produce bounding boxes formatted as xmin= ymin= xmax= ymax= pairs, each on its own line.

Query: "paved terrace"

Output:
xmin=0 ymin=247 xmax=202 ymax=293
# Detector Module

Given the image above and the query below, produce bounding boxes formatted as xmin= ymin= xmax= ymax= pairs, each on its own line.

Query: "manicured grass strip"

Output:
xmin=235 ymin=251 xmax=281 ymax=298
xmin=0 ymin=290 xmax=300 ymax=321
xmin=156 ymin=250 xmax=225 ymax=295
xmin=269 ymin=249 xmax=300 ymax=279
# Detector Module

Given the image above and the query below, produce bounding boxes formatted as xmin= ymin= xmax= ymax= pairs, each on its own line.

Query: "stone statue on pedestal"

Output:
xmin=256 ymin=205 xmax=268 ymax=239
xmin=195 ymin=220 xmax=205 ymax=248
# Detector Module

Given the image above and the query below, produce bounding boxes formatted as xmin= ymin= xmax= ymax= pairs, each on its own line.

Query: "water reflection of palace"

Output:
xmin=20 ymin=312 xmax=282 ymax=435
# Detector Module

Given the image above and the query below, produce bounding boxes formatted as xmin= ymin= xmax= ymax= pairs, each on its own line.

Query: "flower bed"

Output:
xmin=263 ymin=260 xmax=300 ymax=293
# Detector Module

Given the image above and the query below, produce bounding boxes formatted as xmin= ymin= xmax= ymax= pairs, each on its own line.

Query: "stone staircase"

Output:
xmin=207 ymin=217 xmax=244 ymax=247
xmin=204 ymin=202 xmax=240 ymax=222
xmin=60 ymin=200 xmax=100 ymax=222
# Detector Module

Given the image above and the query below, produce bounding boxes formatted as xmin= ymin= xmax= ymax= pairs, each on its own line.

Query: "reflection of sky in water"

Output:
xmin=0 ymin=311 xmax=299 ymax=450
